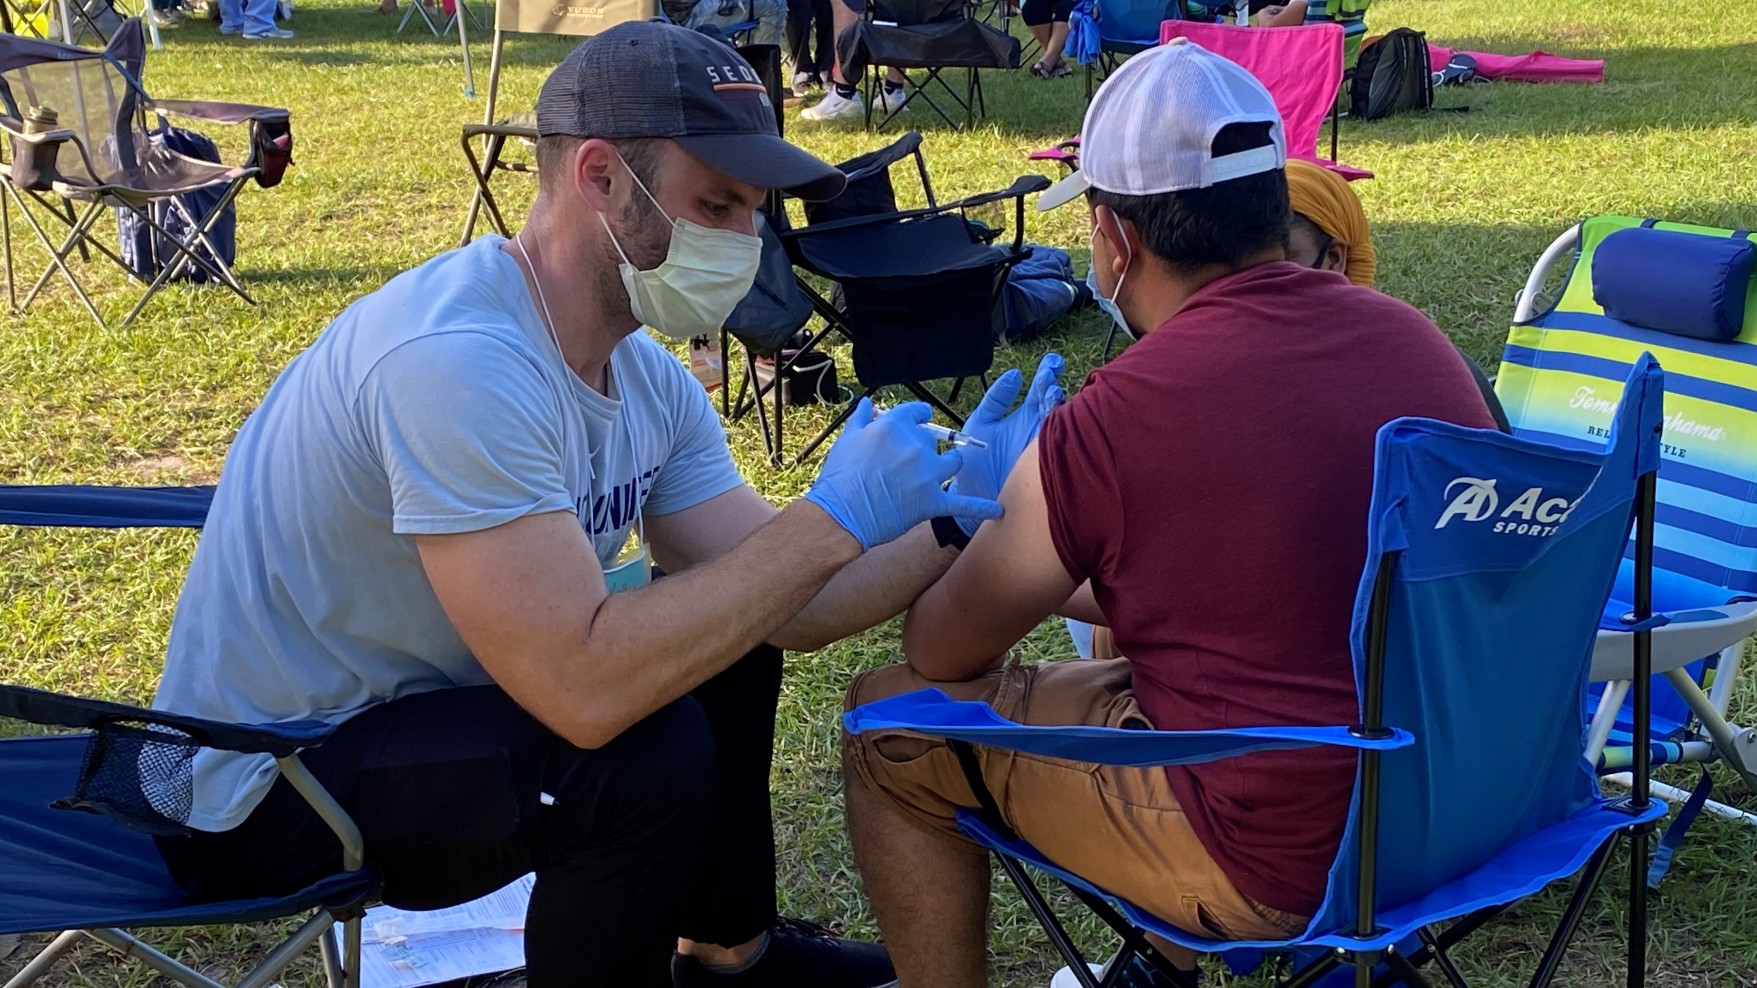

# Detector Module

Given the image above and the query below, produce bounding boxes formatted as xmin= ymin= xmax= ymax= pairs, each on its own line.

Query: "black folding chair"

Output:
xmin=1 ymin=19 xmax=293 ymax=329
xmin=725 ymin=131 xmax=1049 ymax=464
xmin=834 ymin=0 xmax=1020 ymax=130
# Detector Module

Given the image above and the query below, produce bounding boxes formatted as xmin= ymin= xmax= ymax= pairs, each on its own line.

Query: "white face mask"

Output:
xmin=1088 ymin=216 xmax=1133 ymax=339
xmin=598 ymin=154 xmax=762 ymax=340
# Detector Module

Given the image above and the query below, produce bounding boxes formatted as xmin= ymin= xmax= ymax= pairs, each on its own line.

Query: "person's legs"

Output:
xmin=1021 ymin=0 xmax=1051 ymax=70
xmin=670 ymin=644 xmax=896 ymax=987
xmin=811 ymin=0 xmax=834 ymax=74
xmin=845 ymin=735 xmax=990 ymax=988
xmin=786 ymin=0 xmax=816 ymax=74
xmin=216 ymin=0 xmax=243 ymax=32
xmin=677 ymin=644 xmax=784 ymax=954
xmin=239 ymin=0 xmax=280 ymax=35
xmin=844 ymin=660 xmax=1308 ymax=988
xmin=155 ymin=685 xmax=716 ymax=988
xmin=1044 ymin=18 xmax=1070 ymax=70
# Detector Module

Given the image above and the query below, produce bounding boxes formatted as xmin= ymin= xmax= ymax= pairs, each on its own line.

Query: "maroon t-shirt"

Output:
xmin=1038 ymin=263 xmax=1495 ymax=917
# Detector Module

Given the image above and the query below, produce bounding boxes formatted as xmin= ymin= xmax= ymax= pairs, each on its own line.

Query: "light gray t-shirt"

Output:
xmin=153 ymin=235 xmax=743 ymax=832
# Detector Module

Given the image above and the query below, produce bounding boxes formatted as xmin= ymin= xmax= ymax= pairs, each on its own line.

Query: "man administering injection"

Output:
xmin=148 ymin=21 xmax=1064 ymax=988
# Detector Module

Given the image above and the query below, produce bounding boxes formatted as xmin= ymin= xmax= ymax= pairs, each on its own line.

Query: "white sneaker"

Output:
xmin=791 ymin=71 xmax=815 ymax=98
xmin=874 ymin=85 xmax=910 ymax=115
xmin=800 ymin=90 xmax=864 ymax=121
xmin=1050 ymin=965 xmax=1106 ymax=988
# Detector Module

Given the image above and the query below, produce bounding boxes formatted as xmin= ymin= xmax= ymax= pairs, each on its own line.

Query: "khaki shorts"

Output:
xmin=843 ymin=658 xmax=1305 ymax=942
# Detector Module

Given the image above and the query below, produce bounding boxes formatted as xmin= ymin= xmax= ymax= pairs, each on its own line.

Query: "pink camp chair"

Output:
xmin=1030 ymin=21 xmax=1371 ymax=180
xmin=1160 ymin=20 xmax=1365 ymax=176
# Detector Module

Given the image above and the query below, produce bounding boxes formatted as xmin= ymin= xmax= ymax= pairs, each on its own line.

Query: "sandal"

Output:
xmin=1030 ymin=60 xmax=1048 ymax=78
xmin=1046 ymin=61 xmax=1073 ymax=78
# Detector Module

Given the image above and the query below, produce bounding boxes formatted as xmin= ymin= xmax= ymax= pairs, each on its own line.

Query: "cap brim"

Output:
xmin=677 ymin=133 xmax=847 ymax=202
xmin=1034 ymin=169 xmax=1090 ymax=212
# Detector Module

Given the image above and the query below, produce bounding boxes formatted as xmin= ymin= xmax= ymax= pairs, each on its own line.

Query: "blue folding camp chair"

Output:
xmin=1081 ymin=0 xmax=1174 ymax=100
xmin=1499 ymin=216 xmax=1757 ymax=877
xmin=0 ymin=484 xmax=376 ymax=988
xmin=847 ymin=355 xmax=1671 ymax=988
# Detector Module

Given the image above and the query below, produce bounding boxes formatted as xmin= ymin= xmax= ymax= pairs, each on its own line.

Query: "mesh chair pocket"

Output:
xmin=251 ymin=119 xmax=293 ymax=188
xmin=52 ymin=719 xmax=198 ymax=836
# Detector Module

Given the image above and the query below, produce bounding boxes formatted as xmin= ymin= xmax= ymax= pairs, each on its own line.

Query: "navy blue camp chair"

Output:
xmin=846 ymin=355 xmax=1671 ymax=988
xmin=0 ymin=484 xmax=376 ymax=988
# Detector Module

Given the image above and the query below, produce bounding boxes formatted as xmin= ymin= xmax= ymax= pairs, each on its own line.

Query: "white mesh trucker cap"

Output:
xmin=1037 ymin=38 xmax=1288 ymax=211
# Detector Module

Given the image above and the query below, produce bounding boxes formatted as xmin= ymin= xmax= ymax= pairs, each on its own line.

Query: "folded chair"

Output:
xmin=726 ymin=131 xmax=1049 ymax=464
xmin=848 ymin=355 xmax=1671 ymax=988
xmin=834 ymin=0 xmax=1020 ymax=130
xmin=0 ymin=19 xmax=292 ymax=330
xmin=456 ymin=0 xmax=657 ymax=239
xmin=458 ymin=33 xmax=778 ymax=246
xmin=0 ymin=483 xmax=376 ymax=988
xmin=1498 ymin=215 xmax=1757 ymax=873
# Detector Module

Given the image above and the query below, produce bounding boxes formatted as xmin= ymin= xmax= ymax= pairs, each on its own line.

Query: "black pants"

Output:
xmin=785 ymin=0 xmax=834 ymax=75
xmin=155 ymin=645 xmax=785 ymax=988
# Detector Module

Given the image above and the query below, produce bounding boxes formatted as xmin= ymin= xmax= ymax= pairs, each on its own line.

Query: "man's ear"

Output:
xmin=1093 ymin=205 xmax=1134 ymax=276
xmin=572 ymin=139 xmax=620 ymax=214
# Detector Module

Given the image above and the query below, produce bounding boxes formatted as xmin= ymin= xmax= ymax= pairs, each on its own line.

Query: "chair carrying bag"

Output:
xmin=116 ymin=125 xmax=237 ymax=285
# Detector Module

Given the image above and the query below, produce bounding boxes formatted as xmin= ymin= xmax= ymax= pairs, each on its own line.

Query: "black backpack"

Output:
xmin=1350 ymin=27 xmax=1431 ymax=120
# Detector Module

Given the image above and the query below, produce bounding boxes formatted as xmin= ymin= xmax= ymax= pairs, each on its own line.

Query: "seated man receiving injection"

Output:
xmin=840 ymin=40 xmax=1496 ymax=988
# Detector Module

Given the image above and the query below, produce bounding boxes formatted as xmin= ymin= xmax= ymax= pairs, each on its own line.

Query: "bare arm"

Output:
xmin=902 ymin=441 xmax=1079 ymax=682
xmin=417 ymin=500 xmax=859 ymax=749
xmin=646 ymin=484 xmax=958 ymax=652
xmin=1260 ymin=1 xmax=1308 ymax=26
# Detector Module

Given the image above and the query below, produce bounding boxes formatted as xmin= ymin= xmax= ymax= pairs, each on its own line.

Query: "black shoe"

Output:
xmin=673 ymin=918 xmax=896 ymax=988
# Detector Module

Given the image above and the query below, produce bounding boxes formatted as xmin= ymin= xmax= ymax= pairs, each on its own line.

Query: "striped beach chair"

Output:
xmin=1497 ymin=214 xmax=1757 ymax=877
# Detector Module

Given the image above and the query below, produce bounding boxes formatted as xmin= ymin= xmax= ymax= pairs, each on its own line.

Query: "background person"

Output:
xmin=801 ymin=0 xmax=910 ymax=121
xmin=1023 ymin=0 xmax=1074 ymax=77
xmin=787 ymin=0 xmax=837 ymax=96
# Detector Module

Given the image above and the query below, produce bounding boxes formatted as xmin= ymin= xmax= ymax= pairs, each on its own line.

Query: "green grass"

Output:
xmin=3 ymin=0 xmax=1757 ymax=984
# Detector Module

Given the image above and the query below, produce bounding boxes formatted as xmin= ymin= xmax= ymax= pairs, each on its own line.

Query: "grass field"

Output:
xmin=2 ymin=0 xmax=1756 ymax=984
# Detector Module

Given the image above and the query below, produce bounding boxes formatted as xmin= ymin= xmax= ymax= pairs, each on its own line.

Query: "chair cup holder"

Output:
xmin=251 ymin=119 xmax=293 ymax=188
xmin=8 ymin=135 xmax=63 ymax=192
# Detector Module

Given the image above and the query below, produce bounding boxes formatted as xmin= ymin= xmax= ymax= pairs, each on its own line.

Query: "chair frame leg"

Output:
xmin=1 ymin=930 xmax=83 ymax=988
xmin=84 ymin=929 xmax=228 ymax=988
xmin=6 ymin=188 xmax=107 ymax=328
xmin=1525 ymin=837 xmax=1617 ymax=988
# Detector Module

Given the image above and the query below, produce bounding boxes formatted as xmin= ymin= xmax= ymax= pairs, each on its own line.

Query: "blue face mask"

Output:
xmin=1086 ymin=264 xmax=1130 ymax=341
xmin=1088 ymin=225 xmax=1133 ymax=342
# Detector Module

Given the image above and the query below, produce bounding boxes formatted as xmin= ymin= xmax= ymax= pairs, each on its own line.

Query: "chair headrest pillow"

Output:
xmin=1592 ymin=226 xmax=1754 ymax=342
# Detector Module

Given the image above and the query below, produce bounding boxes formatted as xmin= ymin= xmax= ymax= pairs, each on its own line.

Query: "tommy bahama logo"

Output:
xmin=1435 ymin=477 xmax=1578 ymax=537
xmin=1570 ymin=386 xmax=1725 ymax=442
xmin=551 ymin=3 xmax=608 ymax=16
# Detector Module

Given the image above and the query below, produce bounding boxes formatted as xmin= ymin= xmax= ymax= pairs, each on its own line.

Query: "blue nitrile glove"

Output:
xmin=804 ymin=399 xmax=1005 ymax=551
xmin=949 ymin=352 xmax=1067 ymax=536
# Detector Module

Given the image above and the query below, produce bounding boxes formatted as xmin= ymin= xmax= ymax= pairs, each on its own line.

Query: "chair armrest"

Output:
xmin=941 ymin=174 xmax=1053 ymax=212
xmin=0 ymin=484 xmax=212 ymax=528
xmin=845 ymin=688 xmax=1412 ymax=768
xmin=0 ymin=684 xmax=334 ymax=757
xmin=1589 ymin=599 xmax=1757 ymax=682
xmin=150 ymin=98 xmax=290 ymax=126
xmin=1 ymin=118 xmax=78 ymax=146
xmin=463 ymin=120 xmax=539 ymax=141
